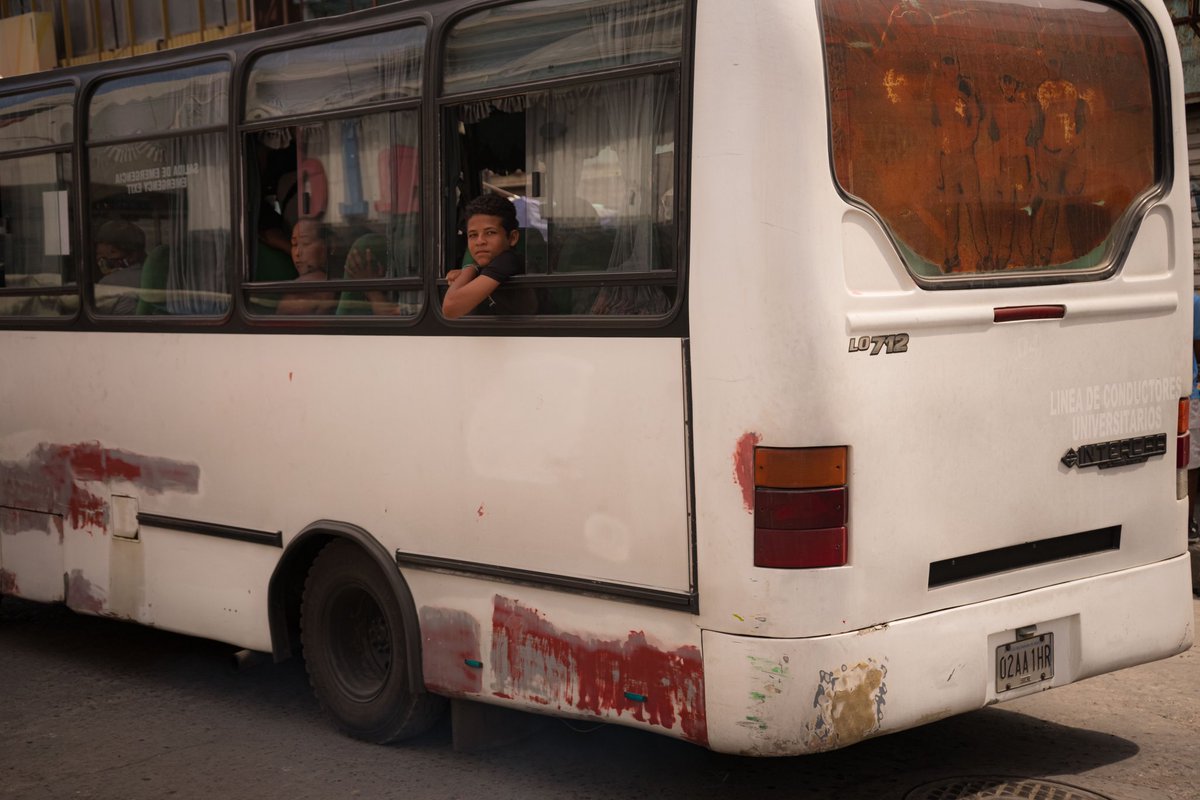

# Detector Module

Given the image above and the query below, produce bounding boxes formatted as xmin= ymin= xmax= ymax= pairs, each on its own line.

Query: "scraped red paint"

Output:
xmin=491 ymin=596 xmax=707 ymax=745
xmin=0 ymin=442 xmax=199 ymax=533
xmin=733 ymin=432 xmax=762 ymax=512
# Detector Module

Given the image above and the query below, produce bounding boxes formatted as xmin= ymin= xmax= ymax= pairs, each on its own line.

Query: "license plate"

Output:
xmin=995 ymin=632 xmax=1054 ymax=693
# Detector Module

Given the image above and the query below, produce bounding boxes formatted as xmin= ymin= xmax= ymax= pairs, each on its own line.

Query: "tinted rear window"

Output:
xmin=821 ymin=0 xmax=1159 ymax=283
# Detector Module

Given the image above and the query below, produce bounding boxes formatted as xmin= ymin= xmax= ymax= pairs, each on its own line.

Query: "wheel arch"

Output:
xmin=267 ymin=519 xmax=425 ymax=695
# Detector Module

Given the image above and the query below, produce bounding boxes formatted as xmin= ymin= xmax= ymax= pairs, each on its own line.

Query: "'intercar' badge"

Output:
xmin=1061 ymin=433 xmax=1167 ymax=470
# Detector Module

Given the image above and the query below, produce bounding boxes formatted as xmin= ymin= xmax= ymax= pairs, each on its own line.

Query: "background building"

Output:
xmin=0 ymin=1 xmax=401 ymax=77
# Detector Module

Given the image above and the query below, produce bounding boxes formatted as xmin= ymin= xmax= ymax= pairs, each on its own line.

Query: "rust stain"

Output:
xmin=806 ymin=659 xmax=888 ymax=751
xmin=0 ymin=568 xmax=19 ymax=595
xmin=0 ymin=442 xmax=199 ymax=533
xmin=419 ymin=607 xmax=483 ymax=695
xmin=733 ymin=432 xmax=762 ymax=512
xmin=490 ymin=595 xmax=707 ymax=745
xmin=476 ymin=504 xmax=485 ymax=519
xmin=65 ymin=569 xmax=106 ymax=614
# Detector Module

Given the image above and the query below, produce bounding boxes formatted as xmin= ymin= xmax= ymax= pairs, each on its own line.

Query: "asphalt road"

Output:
xmin=1 ymin=595 xmax=1197 ymax=800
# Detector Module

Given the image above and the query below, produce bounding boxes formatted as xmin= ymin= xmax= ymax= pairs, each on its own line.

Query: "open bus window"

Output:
xmin=87 ymin=62 xmax=232 ymax=316
xmin=442 ymin=0 xmax=684 ymax=318
xmin=241 ymin=25 xmax=424 ymax=318
xmin=243 ymin=114 xmax=422 ymax=317
xmin=820 ymin=0 xmax=1159 ymax=282
xmin=0 ymin=88 xmax=77 ymax=318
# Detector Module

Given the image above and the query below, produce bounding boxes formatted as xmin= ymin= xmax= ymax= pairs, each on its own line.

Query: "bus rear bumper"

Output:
xmin=700 ymin=554 xmax=1194 ymax=756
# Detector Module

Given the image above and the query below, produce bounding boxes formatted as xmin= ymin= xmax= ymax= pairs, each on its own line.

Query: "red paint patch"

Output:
xmin=419 ymin=607 xmax=483 ymax=695
xmin=733 ymin=432 xmax=762 ymax=512
xmin=491 ymin=596 xmax=707 ymax=745
xmin=66 ymin=569 xmax=106 ymax=613
xmin=0 ymin=442 xmax=199 ymax=534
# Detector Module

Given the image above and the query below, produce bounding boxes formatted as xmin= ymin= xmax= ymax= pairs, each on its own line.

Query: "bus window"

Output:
xmin=442 ymin=0 xmax=682 ymax=318
xmin=241 ymin=26 xmax=424 ymax=318
xmin=87 ymin=62 xmax=232 ymax=317
xmin=443 ymin=0 xmax=684 ymax=94
xmin=0 ymin=88 xmax=76 ymax=318
xmin=821 ymin=0 xmax=1159 ymax=282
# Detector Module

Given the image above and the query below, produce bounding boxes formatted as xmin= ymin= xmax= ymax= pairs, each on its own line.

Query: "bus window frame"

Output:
xmin=432 ymin=0 xmax=693 ymax=329
xmin=80 ymin=55 xmax=236 ymax=326
xmin=0 ymin=0 xmax=695 ymax=337
xmin=0 ymin=81 xmax=81 ymax=324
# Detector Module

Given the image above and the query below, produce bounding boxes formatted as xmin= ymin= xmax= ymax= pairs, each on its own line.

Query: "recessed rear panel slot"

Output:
xmin=928 ymin=526 xmax=1121 ymax=588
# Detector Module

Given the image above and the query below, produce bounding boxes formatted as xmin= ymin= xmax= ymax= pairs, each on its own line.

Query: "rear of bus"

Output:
xmin=688 ymin=0 xmax=1195 ymax=755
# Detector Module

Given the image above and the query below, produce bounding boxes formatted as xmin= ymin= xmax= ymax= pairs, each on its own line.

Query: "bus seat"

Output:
xmin=135 ymin=245 xmax=170 ymax=315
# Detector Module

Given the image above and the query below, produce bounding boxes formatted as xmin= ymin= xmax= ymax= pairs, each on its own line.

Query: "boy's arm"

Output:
xmin=442 ymin=265 xmax=500 ymax=319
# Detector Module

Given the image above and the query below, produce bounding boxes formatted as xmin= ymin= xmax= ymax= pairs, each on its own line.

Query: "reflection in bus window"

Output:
xmin=244 ymin=27 xmax=422 ymax=119
xmin=88 ymin=63 xmax=232 ymax=316
xmin=444 ymin=0 xmax=684 ymax=94
xmin=821 ymin=0 xmax=1157 ymax=280
xmin=0 ymin=87 xmax=76 ymax=318
xmin=443 ymin=0 xmax=683 ymax=317
xmin=0 ymin=152 xmax=75 ymax=317
xmin=0 ymin=88 xmax=74 ymax=154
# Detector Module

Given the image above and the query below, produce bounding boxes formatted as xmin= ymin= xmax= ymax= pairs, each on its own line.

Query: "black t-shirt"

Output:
xmin=478 ymin=249 xmax=523 ymax=283
xmin=477 ymin=249 xmax=536 ymax=315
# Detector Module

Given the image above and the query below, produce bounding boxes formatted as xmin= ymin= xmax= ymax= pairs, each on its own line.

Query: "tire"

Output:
xmin=300 ymin=539 xmax=445 ymax=743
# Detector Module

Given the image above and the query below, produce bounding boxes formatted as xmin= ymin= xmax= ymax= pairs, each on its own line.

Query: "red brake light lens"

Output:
xmin=754 ymin=527 xmax=847 ymax=569
xmin=755 ymin=487 xmax=846 ymax=530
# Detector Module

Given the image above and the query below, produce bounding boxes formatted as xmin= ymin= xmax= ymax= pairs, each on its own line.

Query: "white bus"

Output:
xmin=0 ymin=0 xmax=1193 ymax=756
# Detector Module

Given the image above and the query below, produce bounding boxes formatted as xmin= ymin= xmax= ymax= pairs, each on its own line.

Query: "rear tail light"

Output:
xmin=753 ymin=446 xmax=848 ymax=568
xmin=1177 ymin=398 xmax=1189 ymax=500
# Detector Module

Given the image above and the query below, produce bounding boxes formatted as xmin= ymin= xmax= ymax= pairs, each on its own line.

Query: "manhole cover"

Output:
xmin=905 ymin=776 xmax=1115 ymax=800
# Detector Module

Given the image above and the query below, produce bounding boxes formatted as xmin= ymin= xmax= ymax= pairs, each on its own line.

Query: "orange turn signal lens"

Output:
xmin=755 ymin=446 xmax=847 ymax=489
xmin=1179 ymin=398 xmax=1190 ymax=436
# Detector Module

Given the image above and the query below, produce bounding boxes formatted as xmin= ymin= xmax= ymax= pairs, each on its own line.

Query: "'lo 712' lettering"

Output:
xmin=848 ymin=333 xmax=909 ymax=355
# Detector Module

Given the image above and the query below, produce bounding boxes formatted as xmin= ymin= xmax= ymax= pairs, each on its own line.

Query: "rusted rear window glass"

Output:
xmin=820 ymin=0 xmax=1158 ymax=282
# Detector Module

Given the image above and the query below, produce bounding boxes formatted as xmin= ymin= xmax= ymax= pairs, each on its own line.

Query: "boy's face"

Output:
xmin=466 ymin=213 xmax=519 ymax=268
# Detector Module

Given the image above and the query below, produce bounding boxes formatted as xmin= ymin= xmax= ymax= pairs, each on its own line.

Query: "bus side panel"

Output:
xmin=0 ymin=508 xmax=64 ymax=603
xmin=0 ymin=331 xmax=691 ymax=650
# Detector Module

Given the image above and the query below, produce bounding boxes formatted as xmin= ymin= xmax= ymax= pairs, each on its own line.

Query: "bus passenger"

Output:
xmin=95 ymin=220 xmax=148 ymax=315
xmin=336 ymin=233 xmax=400 ymax=315
xmin=442 ymin=194 xmax=526 ymax=319
xmin=276 ymin=219 xmax=336 ymax=315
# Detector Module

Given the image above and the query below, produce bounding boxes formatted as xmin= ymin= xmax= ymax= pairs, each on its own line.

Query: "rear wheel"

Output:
xmin=300 ymin=539 xmax=445 ymax=743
